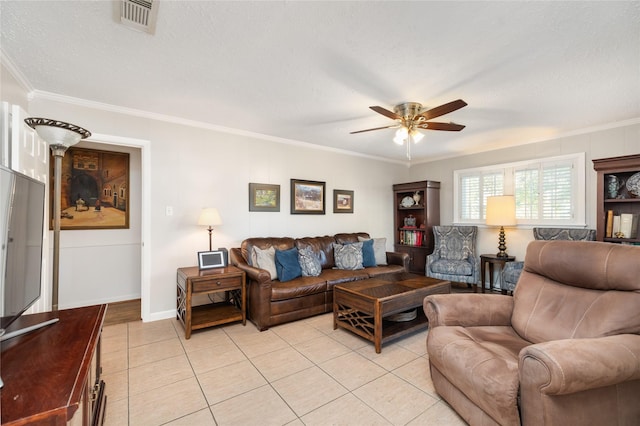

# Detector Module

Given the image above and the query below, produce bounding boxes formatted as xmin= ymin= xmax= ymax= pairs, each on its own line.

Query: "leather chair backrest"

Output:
xmin=432 ymin=226 xmax=477 ymax=260
xmin=511 ymin=240 xmax=640 ymax=344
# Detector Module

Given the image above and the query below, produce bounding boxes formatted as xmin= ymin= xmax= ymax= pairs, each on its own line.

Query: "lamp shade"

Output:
xmin=24 ymin=118 xmax=91 ymax=148
xmin=486 ymin=196 xmax=516 ymax=226
xmin=198 ymin=208 xmax=222 ymax=226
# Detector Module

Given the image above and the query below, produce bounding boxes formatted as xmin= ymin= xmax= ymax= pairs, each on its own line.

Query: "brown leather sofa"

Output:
xmin=230 ymin=232 xmax=409 ymax=331
xmin=423 ymin=240 xmax=640 ymax=425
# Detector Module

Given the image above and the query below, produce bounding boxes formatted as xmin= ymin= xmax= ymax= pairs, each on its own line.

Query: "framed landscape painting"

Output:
xmin=291 ymin=179 xmax=325 ymax=214
xmin=333 ymin=189 xmax=354 ymax=213
xmin=51 ymin=147 xmax=130 ymax=230
xmin=249 ymin=183 xmax=280 ymax=212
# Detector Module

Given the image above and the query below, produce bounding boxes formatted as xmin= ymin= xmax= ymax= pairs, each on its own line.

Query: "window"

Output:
xmin=454 ymin=153 xmax=585 ymax=226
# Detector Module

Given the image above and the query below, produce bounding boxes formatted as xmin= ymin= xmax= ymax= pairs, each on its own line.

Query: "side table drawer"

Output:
xmin=193 ymin=276 xmax=240 ymax=292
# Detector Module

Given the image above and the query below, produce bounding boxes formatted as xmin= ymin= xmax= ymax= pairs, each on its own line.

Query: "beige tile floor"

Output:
xmin=101 ymin=313 xmax=467 ymax=426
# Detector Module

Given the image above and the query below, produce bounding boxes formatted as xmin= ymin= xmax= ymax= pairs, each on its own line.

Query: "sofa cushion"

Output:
xmin=275 ymin=247 xmax=302 ymax=282
xmin=334 ymin=242 xmax=364 ymax=270
xmin=271 ymin=275 xmax=327 ymax=301
xmin=358 ymin=236 xmax=387 ymax=265
xmin=430 ymin=259 xmax=473 ymax=276
xmin=335 ymin=232 xmax=370 ymax=244
xmin=322 ymin=268 xmax=369 ymax=286
xmin=361 ymin=239 xmax=376 ymax=268
xmin=251 ymin=245 xmax=278 ymax=280
xmin=295 ymin=236 xmax=337 ymax=269
xmin=298 ymin=247 xmax=322 ymax=277
xmin=427 ymin=325 xmax=529 ymax=425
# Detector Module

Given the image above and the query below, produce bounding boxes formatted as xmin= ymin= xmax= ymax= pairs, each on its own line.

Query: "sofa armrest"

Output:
xmin=386 ymin=251 xmax=410 ymax=271
xmin=423 ymin=294 xmax=514 ymax=327
xmin=520 ymin=334 xmax=640 ymax=395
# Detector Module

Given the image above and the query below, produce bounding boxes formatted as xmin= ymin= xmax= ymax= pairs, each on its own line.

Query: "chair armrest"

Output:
xmin=386 ymin=251 xmax=410 ymax=271
xmin=423 ymin=294 xmax=514 ymax=327
xmin=520 ymin=334 xmax=640 ymax=395
xmin=229 ymin=247 xmax=272 ymax=285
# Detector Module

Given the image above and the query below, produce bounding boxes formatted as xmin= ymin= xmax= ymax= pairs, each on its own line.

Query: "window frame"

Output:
xmin=453 ymin=153 xmax=586 ymax=227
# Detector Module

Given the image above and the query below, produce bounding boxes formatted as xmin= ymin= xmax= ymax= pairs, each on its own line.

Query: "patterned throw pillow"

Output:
xmin=251 ymin=246 xmax=278 ymax=280
xmin=298 ymin=247 xmax=322 ymax=277
xmin=333 ymin=242 xmax=364 ymax=270
xmin=358 ymin=236 xmax=387 ymax=265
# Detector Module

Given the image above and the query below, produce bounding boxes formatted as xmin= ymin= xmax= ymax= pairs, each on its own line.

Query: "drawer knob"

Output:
xmin=216 ymin=281 xmax=222 ymax=286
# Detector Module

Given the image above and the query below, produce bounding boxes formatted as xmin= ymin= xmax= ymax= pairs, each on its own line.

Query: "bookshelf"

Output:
xmin=593 ymin=154 xmax=640 ymax=244
xmin=393 ymin=181 xmax=440 ymax=273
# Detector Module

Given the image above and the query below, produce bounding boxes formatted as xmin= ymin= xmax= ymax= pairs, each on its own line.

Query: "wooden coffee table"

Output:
xmin=333 ymin=273 xmax=450 ymax=353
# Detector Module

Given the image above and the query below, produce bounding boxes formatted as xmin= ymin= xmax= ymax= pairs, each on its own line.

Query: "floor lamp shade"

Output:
xmin=486 ymin=195 xmax=516 ymax=257
xmin=24 ymin=118 xmax=91 ymax=311
xmin=198 ymin=208 xmax=222 ymax=251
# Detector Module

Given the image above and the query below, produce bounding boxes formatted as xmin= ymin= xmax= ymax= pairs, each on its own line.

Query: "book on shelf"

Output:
xmin=620 ymin=213 xmax=639 ymax=239
xmin=606 ymin=210 xmax=614 ymax=238
xmin=613 ymin=215 xmax=621 ymax=236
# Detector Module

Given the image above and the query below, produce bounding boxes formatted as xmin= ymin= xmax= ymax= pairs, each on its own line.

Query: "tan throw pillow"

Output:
xmin=252 ymin=246 xmax=278 ymax=280
xmin=358 ymin=236 xmax=387 ymax=265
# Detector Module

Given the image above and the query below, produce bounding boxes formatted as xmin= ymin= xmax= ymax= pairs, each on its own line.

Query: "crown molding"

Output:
xmin=0 ymin=49 xmax=34 ymax=94
xmin=29 ymin=90 xmax=407 ymax=166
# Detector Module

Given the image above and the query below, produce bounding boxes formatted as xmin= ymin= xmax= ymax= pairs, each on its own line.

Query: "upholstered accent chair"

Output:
xmin=426 ymin=226 xmax=479 ymax=286
xmin=501 ymin=227 xmax=596 ymax=293
xmin=424 ymin=240 xmax=640 ymax=425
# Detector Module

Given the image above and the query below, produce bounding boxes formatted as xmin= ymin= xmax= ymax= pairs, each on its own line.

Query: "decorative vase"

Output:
xmin=412 ymin=191 xmax=421 ymax=205
xmin=404 ymin=215 xmax=416 ymax=227
xmin=606 ymin=175 xmax=624 ymax=199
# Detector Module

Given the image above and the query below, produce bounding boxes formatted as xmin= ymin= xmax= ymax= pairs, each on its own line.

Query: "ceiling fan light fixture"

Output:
xmin=410 ymin=129 xmax=424 ymax=143
xmin=394 ymin=127 xmax=408 ymax=145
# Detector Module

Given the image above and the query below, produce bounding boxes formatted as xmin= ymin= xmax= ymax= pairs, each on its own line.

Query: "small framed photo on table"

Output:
xmin=198 ymin=249 xmax=228 ymax=270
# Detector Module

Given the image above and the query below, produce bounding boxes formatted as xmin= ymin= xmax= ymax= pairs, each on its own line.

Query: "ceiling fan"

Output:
xmin=351 ymin=99 xmax=467 ymax=159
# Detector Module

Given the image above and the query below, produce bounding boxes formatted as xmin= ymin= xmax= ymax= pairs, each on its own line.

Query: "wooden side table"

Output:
xmin=478 ymin=254 xmax=516 ymax=294
xmin=177 ymin=265 xmax=246 ymax=339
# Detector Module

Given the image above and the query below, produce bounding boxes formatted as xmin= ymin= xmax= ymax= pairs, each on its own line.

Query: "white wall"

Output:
xmin=408 ymin=123 xmax=640 ymax=260
xmin=25 ymin=96 xmax=410 ymax=319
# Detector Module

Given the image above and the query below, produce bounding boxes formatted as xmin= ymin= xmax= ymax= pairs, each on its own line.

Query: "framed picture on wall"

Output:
xmin=51 ymin=147 xmax=130 ymax=230
xmin=249 ymin=183 xmax=280 ymax=212
xmin=291 ymin=179 xmax=325 ymax=214
xmin=333 ymin=189 xmax=354 ymax=213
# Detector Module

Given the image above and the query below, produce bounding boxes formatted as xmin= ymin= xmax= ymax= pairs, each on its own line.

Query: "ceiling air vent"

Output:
xmin=120 ymin=0 xmax=159 ymax=34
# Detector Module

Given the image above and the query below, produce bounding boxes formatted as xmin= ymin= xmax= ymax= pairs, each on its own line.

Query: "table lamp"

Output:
xmin=198 ymin=207 xmax=222 ymax=251
xmin=486 ymin=195 xmax=516 ymax=257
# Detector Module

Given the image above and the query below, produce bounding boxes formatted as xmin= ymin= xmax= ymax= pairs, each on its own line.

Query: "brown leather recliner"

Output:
xmin=424 ymin=240 xmax=640 ymax=425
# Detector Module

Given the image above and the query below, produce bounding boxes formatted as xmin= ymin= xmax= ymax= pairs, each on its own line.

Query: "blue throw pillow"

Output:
xmin=275 ymin=247 xmax=302 ymax=282
xmin=361 ymin=239 xmax=376 ymax=267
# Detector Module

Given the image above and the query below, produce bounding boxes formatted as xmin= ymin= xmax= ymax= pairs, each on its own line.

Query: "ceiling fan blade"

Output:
xmin=369 ymin=106 xmax=401 ymax=120
xmin=418 ymin=99 xmax=467 ymax=120
xmin=350 ymin=125 xmax=398 ymax=134
xmin=418 ymin=122 xmax=466 ymax=131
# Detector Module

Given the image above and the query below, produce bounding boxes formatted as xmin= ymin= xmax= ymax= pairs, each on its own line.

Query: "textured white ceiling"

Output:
xmin=1 ymin=1 xmax=639 ymax=163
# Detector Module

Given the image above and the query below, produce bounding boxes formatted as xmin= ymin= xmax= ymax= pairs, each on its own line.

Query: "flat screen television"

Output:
xmin=0 ymin=165 xmax=46 ymax=337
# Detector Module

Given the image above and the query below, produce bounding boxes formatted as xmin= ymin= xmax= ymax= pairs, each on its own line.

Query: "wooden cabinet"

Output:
xmin=593 ymin=154 xmax=640 ymax=244
xmin=393 ymin=181 xmax=440 ymax=273
xmin=176 ymin=266 xmax=246 ymax=339
xmin=1 ymin=305 xmax=107 ymax=426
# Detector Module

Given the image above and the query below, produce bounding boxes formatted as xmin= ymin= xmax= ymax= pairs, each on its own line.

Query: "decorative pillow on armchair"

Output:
xmin=333 ymin=242 xmax=364 ymax=270
xmin=298 ymin=247 xmax=322 ymax=277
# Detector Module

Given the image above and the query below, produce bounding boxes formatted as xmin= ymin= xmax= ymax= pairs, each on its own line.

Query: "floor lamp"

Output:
xmin=25 ymin=118 xmax=91 ymax=311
